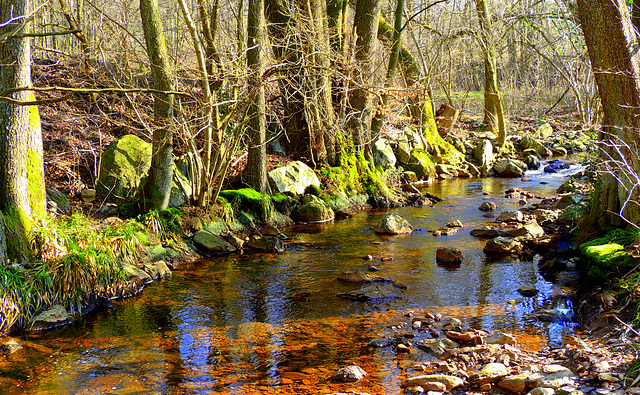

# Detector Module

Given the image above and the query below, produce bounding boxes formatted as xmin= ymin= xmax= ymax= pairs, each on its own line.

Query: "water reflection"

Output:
xmin=6 ymin=169 xmax=583 ymax=394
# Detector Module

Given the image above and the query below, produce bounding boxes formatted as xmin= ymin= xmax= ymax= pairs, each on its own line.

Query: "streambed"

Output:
xmin=2 ymin=167 xmax=583 ymax=394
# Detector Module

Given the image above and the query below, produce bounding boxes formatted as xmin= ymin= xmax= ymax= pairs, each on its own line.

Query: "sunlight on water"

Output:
xmin=4 ymin=163 xmax=583 ymax=394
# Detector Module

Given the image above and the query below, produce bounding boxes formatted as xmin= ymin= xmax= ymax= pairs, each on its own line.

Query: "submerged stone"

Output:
xmin=337 ymin=284 xmax=401 ymax=302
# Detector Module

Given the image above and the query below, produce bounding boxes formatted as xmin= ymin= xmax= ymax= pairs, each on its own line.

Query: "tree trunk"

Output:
xmin=475 ymin=0 xmax=506 ymax=147
xmin=576 ymin=0 xmax=640 ymax=240
xmin=246 ymin=0 xmax=268 ymax=192
xmin=140 ymin=0 xmax=175 ymax=210
xmin=370 ymin=0 xmax=404 ymax=138
xmin=0 ymin=0 xmax=47 ymax=263
xmin=350 ymin=0 xmax=382 ymax=156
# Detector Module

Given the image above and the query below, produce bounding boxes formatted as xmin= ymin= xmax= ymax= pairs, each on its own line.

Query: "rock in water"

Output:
xmin=295 ymin=194 xmax=335 ymax=223
xmin=493 ymin=159 xmax=527 ymax=178
xmin=330 ymin=365 xmax=367 ymax=382
xmin=373 ymin=213 xmax=413 ymax=235
xmin=484 ymin=237 xmax=523 ymax=254
xmin=436 ymin=247 xmax=463 ymax=263
xmin=479 ymin=201 xmax=497 ymax=211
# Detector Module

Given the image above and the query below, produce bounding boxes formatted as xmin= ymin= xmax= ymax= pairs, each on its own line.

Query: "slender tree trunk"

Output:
xmin=576 ymin=0 xmax=640 ymax=240
xmin=370 ymin=0 xmax=404 ymax=137
xmin=475 ymin=0 xmax=506 ymax=147
xmin=140 ymin=0 xmax=175 ymax=210
xmin=350 ymin=0 xmax=382 ymax=156
xmin=246 ymin=0 xmax=268 ymax=192
xmin=0 ymin=0 xmax=47 ymax=263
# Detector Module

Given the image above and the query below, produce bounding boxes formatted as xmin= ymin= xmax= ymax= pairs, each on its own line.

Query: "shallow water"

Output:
xmin=3 ymin=166 xmax=582 ymax=394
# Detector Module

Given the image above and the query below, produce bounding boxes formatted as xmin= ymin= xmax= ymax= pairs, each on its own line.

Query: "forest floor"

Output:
xmin=30 ymin=60 xmax=640 ymax=394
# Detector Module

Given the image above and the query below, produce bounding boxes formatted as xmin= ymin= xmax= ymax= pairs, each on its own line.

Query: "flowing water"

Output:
xmin=2 ymin=166 xmax=583 ymax=394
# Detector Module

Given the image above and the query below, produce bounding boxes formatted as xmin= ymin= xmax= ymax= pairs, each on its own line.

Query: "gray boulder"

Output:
xmin=520 ymin=135 xmax=552 ymax=157
xmin=372 ymin=138 xmax=397 ymax=170
xmin=510 ymin=220 xmax=544 ymax=238
xmin=496 ymin=210 xmax=524 ymax=223
xmin=193 ymin=230 xmax=236 ymax=252
xmin=122 ymin=263 xmax=153 ymax=283
xmin=295 ymin=194 xmax=334 ymax=223
xmin=373 ymin=213 xmax=413 ymax=235
xmin=395 ymin=139 xmax=412 ymax=164
xmin=484 ymin=236 xmax=523 ymax=254
xmin=474 ymin=139 xmax=494 ymax=174
xmin=494 ymin=159 xmax=527 ymax=178
xmin=267 ymin=160 xmax=321 ymax=196
xmin=31 ymin=304 xmax=73 ymax=330
xmin=97 ymin=134 xmax=152 ymax=202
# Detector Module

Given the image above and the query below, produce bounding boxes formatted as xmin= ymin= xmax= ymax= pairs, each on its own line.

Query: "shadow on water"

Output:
xmin=4 ymin=166 xmax=583 ymax=394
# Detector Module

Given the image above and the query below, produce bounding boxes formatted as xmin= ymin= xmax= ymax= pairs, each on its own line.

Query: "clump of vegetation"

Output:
xmin=579 ymin=228 xmax=639 ymax=282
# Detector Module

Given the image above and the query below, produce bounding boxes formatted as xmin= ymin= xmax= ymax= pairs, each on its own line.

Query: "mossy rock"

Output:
xmin=146 ymin=244 xmax=183 ymax=262
xmin=406 ymin=149 xmax=436 ymax=180
xmin=97 ymin=135 xmax=152 ymax=203
xmin=220 ymin=188 xmax=275 ymax=223
xmin=295 ymin=194 xmax=335 ymax=223
xmin=580 ymin=242 xmax=635 ymax=281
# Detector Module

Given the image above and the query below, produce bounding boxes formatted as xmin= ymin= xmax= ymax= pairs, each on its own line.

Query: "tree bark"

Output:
xmin=246 ymin=0 xmax=268 ymax=192
xmin=350 ymin=0 xmax=382 ymax=156
xmin=475 ymin=0 xmax=506 ymax=147
xmin=576 ymin=0 xmax=640 ymax=239
xmin=0 ymin=0 xmax=47 ymax=263
xmin=140 ymin=0 xmax=175 ymax=209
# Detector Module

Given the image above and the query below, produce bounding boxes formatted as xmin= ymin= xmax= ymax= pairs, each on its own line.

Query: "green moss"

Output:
xmin=580 ymin=242 xmax=635 ymax=282
xmin=2 ymin=208 xmax=31 ymax=262
xmin=219 ymin=188 xmax=275 ymax=224
xmin=270 ymin=194 xmax=289 ymax=204
xmin=28 ymin=96 xmax=41 ymax=131
xmin=26 ymin=149 xmax=46 ymax=220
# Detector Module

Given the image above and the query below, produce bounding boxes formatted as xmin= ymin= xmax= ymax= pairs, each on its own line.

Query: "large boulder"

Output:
xmin=519 ymin=136 xmax=552 ymax=157
xmin=395 ymin=139 xmax=412 ymax=164
xmin=510 ymin=220 xmax=544 ymax=238
xmin=473 ymin=139 xmax=494 ymax=174
xmin=169 ymin=165 xmax=193 ymax=207
xmin=267 ymin=160 xmax=321 ymax=196
xmin=406 ymin=149 xmax=436 ymax=180
xmin=535 ymin=122 xmax=554 ymax=139
xmin=193 ymin=230 xmax=236 ymax=253
xmin=295 ymin=194 xmax=334 ymax=223
xmin=372 ymin=138 xmax=397 ymax=170
xmin=30 ymin=305 xmax=73 ymax=330
xmin=493 ymin=159 xmax=527 ymax=178
xmin=373 ymin=213 xmax=413 ymax=235
xmin=97 ymin=135 xmax=152 ymax=202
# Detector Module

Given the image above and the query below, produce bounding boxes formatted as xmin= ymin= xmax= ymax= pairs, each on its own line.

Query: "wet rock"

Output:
xmin=123 ymin=263 xmax=153 ymax=283
xmin=397 ymin=344 xmax=411 ymax=353
xmin=498 ymin=371 xmax=530 ymax=392
xmin=396 ymin=139 xmax=412 ymax=164
xmin=0 ymin=338 xmax=23 ymax=355
xmin=484 ymin=332 xmax=517 ymax=345
xmin=470 ymin=227 xmax=511 ymax=238
xmin=544 ymin=159 xmax=570 ymax=173
xmin=446 ymin=220 xmax=463 ymax=228
xmin=331 ymin=365 xmax=368 ymax=382
xmin=402 ymin=171 xmax=419 ymax=183
xmin=479 ymin=201 xmax=497 ymax=211
xmin=496 ymin=210 xmax=524 ymax=223
xmin=247 ymin=235 xmax=286 ymax=252
xmin=402 ymin=374 xmax=464 ymax=390
xmin=436 ymin=247 xmax=463 ymax=263
xmin=510 ymin=220 xmax=544 ymax=238
xmin=470 ymin=363 xmax=508 ymax=385
xmin=432 ymin=227 xmax=459 ymax=236
xmin=526 ymin=364 xmax=577 ymax=389
xmin=517 ymin=286 xmax=539 ymax=297
xmin=143 ymin=260 xmax=172 ymax=280
xmin=373 ymin=213 xmax=413 ymax=235
xmin=295 ymin=194 xmax=335 ymax=223
xmin=444 ymin=330 xmax=481 ymax=344
xmin=267 ymin=160 xmax=321 ymax=195
xmin=193 ymin=230 xmax=236 ymax=253
xmin=528 ymin=387 xmax=556 ymax=395
xmin=494 ymin=159 xmax=527 ymax=178
xmin=31 ymin=304 xmax=73 ymax=330
xmin=369 ymin=337 xmax=395 ymax=348
xmin=416 ymin=338 xmax=459 ymax=357
xmin=337 ymin=284 xmax=401 ymax=302
xmin=484 ymin=237 xmax=523 ymax=254
xmin=525 ymin=155 xmax=541 ymax=170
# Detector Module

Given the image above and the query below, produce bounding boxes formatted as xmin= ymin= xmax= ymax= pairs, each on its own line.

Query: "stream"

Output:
xmin=2 ymin=166 xmax=583 ymax=394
